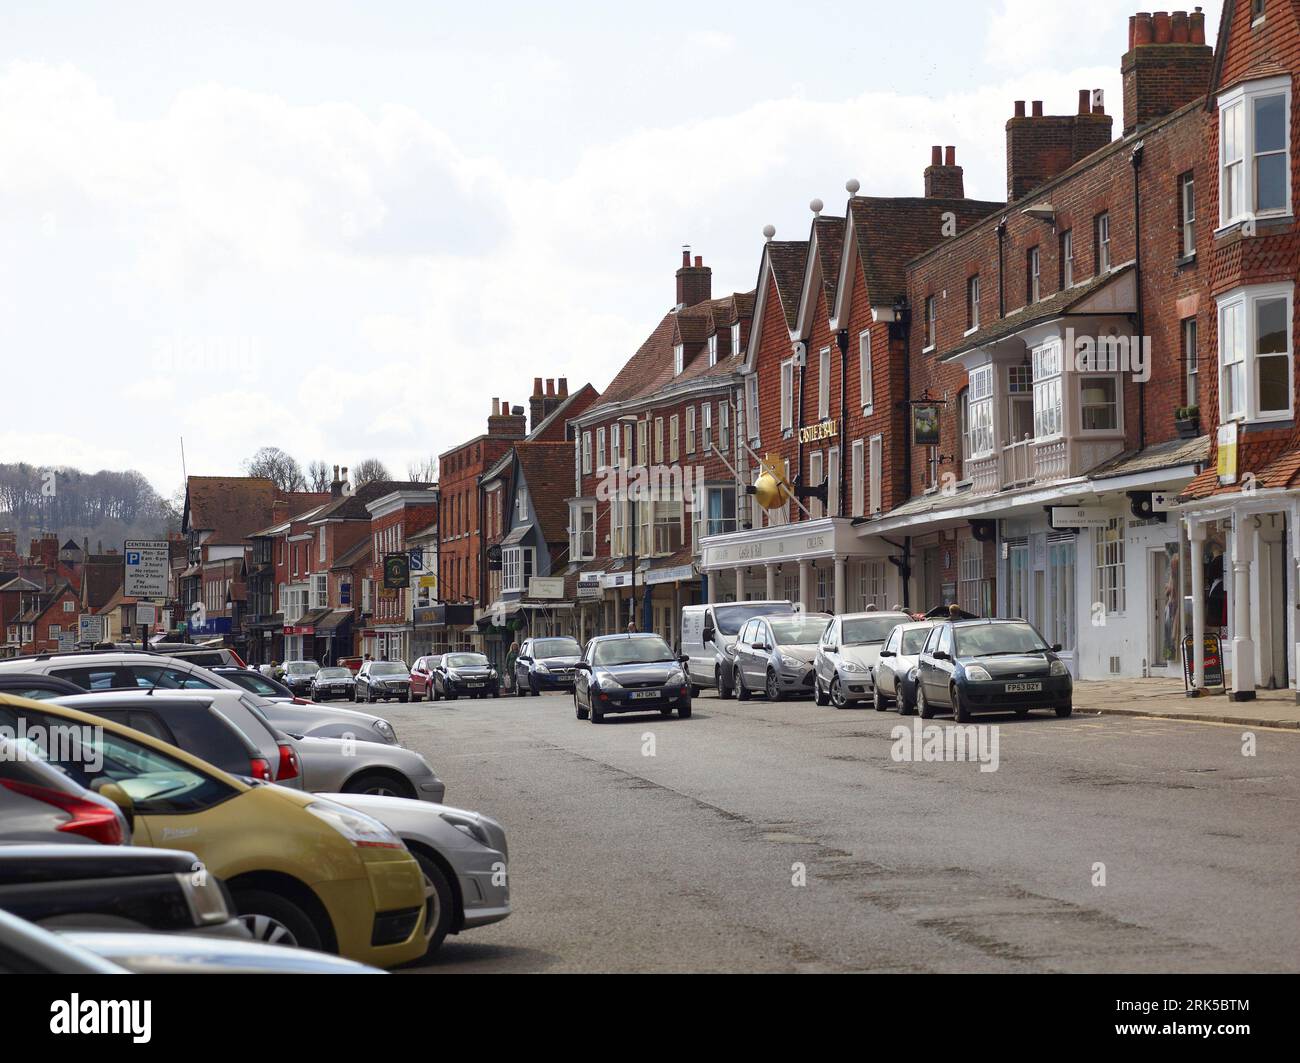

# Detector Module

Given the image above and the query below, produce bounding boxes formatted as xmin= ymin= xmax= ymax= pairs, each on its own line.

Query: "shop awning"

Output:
xmin=315 ymin=609 xmax=354 ymax=633
xmin=500 ymin=524 xmax=533 ymax=546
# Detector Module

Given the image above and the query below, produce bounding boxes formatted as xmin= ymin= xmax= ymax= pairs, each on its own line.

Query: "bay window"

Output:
xmin=1032 ymin=342 xmax=1063 ymax=439
xmin=1079 ymin=376 xmax=1119 ymax=431
xmin=966 ymin=364 xmax=994 ymax=458
xmin=1217 ymin=283 xmax=1294 ymax=422
xmin=502 ymin=546 xmax=535 ymax=593
xmin=1219 ymin=77 xmax=1291 ymax=227
xmin=569 ymin=502 xmax=596 ymax=561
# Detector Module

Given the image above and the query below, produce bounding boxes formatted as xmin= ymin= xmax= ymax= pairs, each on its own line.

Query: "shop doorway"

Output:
xmin=1148 ymin=545 xmax=1181 ymax=672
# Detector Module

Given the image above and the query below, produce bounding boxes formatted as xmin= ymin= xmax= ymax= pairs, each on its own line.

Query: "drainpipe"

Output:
xmin=893 ymin=294 xmax=914 ymax=609
xmin=837 ymin=328 xmax=849 ymax=515
xmin=996 ymin=217 xmax=1007 ymax=317
xmin=796 ymin=343 xmax=806 ymax=520
xmin=1131 ymin=140 xmax=1147 ymax=450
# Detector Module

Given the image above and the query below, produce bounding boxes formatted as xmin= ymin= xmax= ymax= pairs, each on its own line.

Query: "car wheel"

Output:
xmin=515 ymin=683 xmax=526 ymax=698
xmin=574 ymin=693 xmax=589 ymax=720
xmin=765 ymin=670 xmax=781 ymax=702
xmin=590 ymin=700 xmax=604 ymax=723
xmin=367 ymin=688 xmax=376 ymax=704
xmin=874 ymin=684 xmax=888 ymax=712
xmin=343 ymin=772 xmax=411 ymax=798
xmin=411 ymin=691 xmax=422 ymax=703
xmin=431 ymin=684 xmax=440 ymax=702
xmin=348 ymin=690 xmax=356 ymax=702
xmin=446 ymin=689 xmax=458 ymax=701
xmin=689 ymin=684 xmax=701 ymax=699
xmin=1014 ymin=706 xmax=1030 ymax=718
xmin=1055 ymin=704 xmax=1073 ymax=718
xmin=677 ymin=701 xmax=691 ymax=719
xmin=231 ymin=889 xmax=321 ymax=951
xmin=736 ymin=670 xmax=751 ymax=701
xmin=410 ymin=851 xmax=455 ymax=960
xmin=917 ymin=683 xmax=935 ymax=720
xmin=659 ymin=706 xmax=674 ymax=717
xmin=716 ymin=666 xmax=733 ymax=700
xmin=830 ymin=676 xmax=850 ymax=710
xmin=399 ymin=695 xmax=409 ymax=703
xmin=814 ymin=677 xmax=830 ymax=706
xmin=952 ymin=686 xmax=971 ymax=722
xmin=897 ymin=679 xmax=916 ymax=716
xmin=531 ymin=679 xmax=541 ymax=697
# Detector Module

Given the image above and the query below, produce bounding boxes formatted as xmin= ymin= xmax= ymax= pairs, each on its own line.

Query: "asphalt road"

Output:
xmin=391 ymin=688 xmax=1300 ymax=973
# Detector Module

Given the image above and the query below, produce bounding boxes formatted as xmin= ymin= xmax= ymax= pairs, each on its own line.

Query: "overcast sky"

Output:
xmin=0 ymin=1 xmax=1220 ymax=499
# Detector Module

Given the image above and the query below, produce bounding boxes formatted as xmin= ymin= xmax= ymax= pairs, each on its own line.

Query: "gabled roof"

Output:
xmin=183 ymin=476 xmax=277 ymax=544
xmin=528 ymin=382 xmax=599 ymax=442
xmin=306 ymin=481 xmax=435 ymax=524
xmin=513 ymin=442 xmax=577 ymax=546
xmin=330 ymin=536 xmax=373 ymax=571
xmin=767 ymin=241 xmax=810 ymax=330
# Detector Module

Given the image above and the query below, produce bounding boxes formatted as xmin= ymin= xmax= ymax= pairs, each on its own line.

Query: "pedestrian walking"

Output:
xmin=505 ymin=641 xmax=520 ymax=693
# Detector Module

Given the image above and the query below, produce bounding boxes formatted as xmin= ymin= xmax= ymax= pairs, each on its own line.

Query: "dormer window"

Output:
xmin=674 ymin=343 xmax=684 ymax=375
xmin=731 ymin=322 xmax=741 ymax=356
xmin=706 ymin=334 xmax=717 ymax=366
xmin=1218 ymin=76 xmax=1291 ymax=228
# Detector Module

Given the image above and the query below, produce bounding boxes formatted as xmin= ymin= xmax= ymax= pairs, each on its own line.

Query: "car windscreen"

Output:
xmin=841 ymin=615 xmax=909 ymax=645
xmin=769 ymin=617 xmax=830 ymax=646
xmin=370 ymin=662 xmax=408 ymax=675
xmin=900 ymin=627 xmax=934 ymax=654
xmin=533 ymin=639 xmax=580 ymax=658
xmin=443 ymin=655 xmax=487 ymax=669
xmin=317 ymin=668 xmax=350 ymax=679
xmin=592 ymin=638 xmax=675 ymax=667
xmin=284 ymin=662 xmax=318 ymax=674
xmin=225 ymin=672 xmax=282 ymax=695
xmin=954 ymin=623 xmax=1050 ymax=657
xmin=712 ymin=602 xmax=791 ymax=636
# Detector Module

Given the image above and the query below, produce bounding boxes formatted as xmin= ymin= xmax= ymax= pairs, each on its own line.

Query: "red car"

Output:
xmin=409 ymin=655 xmax=443 ymax=702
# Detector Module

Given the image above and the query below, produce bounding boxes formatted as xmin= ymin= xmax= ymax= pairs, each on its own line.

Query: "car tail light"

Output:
xmin=249 ymin=757 xmax=274 ymax=782
xmin=228 ymin=649 xmax=248 ymax=668
xmin=276 ymin=743 xmax=300 ymax=781
xmin=291 ymin=696 xmax=312 ymax=705
xmin=0 ymin=779 xmax=125 ymax=846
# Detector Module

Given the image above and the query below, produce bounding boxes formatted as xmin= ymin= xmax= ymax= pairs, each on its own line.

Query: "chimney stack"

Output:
xmin=489 ymin=397 xmax=527 ymax=440
xmin=1122 ymin=9 xmax=1213 ymax=136
xmin=529 ymin=375 xmax=568 ymax=432
xmin=1005 ymin=93 xmax=1114 ymax=201
xmin=924 ymin=144 xmax=965 ymax=199
xmin=675 ymin=246 xmax=712 ymax=308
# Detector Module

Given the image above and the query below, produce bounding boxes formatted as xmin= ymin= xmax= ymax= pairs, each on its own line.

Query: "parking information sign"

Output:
xmin=124 ymin=539 xmax=169 ymax=598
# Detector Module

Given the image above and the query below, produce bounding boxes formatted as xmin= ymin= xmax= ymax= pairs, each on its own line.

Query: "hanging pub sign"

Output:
xmin=912 ymin=403 xmax=941 ymax=447
xmin=383 ymin=552 xmax=410 ymax=589
xmin=486 ymin=544 xmax=503 ymax=571
xmin=1181 ymin=632 xmax=1225 ymax=691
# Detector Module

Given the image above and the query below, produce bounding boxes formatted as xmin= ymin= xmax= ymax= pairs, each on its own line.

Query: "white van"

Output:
xmin=681 ymin=600 xmax=796 ymax=698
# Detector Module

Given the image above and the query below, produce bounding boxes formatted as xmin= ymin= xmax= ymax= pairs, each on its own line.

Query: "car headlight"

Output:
xmin=535 ymin=663 xmax=550 ymax=674
xmin=306 ymin=801 xmax=405 ymax=850
xmin=489 ymin=669 xmax=498 ymax=679
xmin=779 ymin=652 xmax=802 ymax=669
xmin=440 ymin=811 xmax=492 ymax=847
xmin=372 ymin=719 xmax=397 ymax=742
xmin=721 ymin=643 xmax=737 ymax=658
xmin=840 ymin=660 xmax=868 ymax=673
xmin=964 ymin=665 xmax=993 ymax=682
xmin=1049 ymin=660 xmax=1068 ymax=677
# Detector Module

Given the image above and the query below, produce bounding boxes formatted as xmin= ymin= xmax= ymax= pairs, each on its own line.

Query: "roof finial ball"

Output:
xmin=809 ymin=198 xmax=824 ymax=217
xmin=846 ymin=178 xmax=861 ymax=195
xmin=762 ymin=224 xmax=776 ymax=242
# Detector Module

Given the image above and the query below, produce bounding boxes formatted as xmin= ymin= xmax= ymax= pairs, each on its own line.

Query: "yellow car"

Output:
xmin=0 ymin=694 xmax=428 ymax=968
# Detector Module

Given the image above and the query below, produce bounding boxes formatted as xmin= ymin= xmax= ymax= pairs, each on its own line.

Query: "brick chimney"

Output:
xmin=924 ymin=145 xmax=965 ymax=199
xmin=330 ymin=464 xmax=345 ymax=499
xmin=1005 ymin=94 xmax=1114 ymax=201
xmin=1121 ymin=9 xmax=1213 ymax=136
xmin=529 ymin=377 xmax=567 ymax=433
xmin=487 ymin=397 xmax=527 ymax=439
xmin=675 ymin=247 xmax=712 ymax=308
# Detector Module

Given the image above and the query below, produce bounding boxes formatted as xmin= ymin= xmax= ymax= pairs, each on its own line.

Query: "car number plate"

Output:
xmin=1004 ymin=681 xmax=1042 ymax=693
xmin=466 ymin=681 xmax=484 ymax=688
xmin=628 ymin=690 xmax=661 ymax=700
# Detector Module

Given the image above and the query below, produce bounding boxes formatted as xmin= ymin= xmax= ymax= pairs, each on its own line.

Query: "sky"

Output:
xmin=0 ymin=1 xmax=1221 ymax=500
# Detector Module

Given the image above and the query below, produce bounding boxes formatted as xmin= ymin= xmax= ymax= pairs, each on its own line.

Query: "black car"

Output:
xmin=0 ymin=673 xmax=86 ymax=700
xmin=433 ymin=653 xmax=499 ymax=700
xmin=914 ymin=619 xmax=1073 ymax=721
xmin=573 ymin=633 xmax=691 ymax=723
xmin=514 ymin=636 xmax=582 ymax=696
xmin=0 ymin=843 xmax=241 ymax=936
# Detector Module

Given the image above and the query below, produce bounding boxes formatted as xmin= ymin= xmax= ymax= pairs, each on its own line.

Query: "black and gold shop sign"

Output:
xmin=383 ymin=552 xmax=410 ymax=589
xmin=798 ymin=419 xmax=838 ymax=444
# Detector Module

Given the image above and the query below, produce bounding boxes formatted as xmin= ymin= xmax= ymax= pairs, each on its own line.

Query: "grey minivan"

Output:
xmin=733 ymin=613 xmax=832 ymax=701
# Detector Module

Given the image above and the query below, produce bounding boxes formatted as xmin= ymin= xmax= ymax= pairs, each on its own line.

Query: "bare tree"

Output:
xmin=243 ymin=447 xmax=306 ymax=493
xmin=352 ymin=458 xmax=391 ymax=486
xmin=306 ymin=460 xmax=333 ymax=493
xmin=406 ymin=455 xmax=438 ymax=484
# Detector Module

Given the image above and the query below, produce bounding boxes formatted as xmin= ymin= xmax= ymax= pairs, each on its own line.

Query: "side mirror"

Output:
xmin=678 ymin=655 xmax=690 ymax=667
xmin=933 ymin=650 xmax=950 ymax=661
xmin=702 ymin=627 xmax=715 ymax=644
xmin=879 ymin=650 xmax=895 ymax=658
xmin=575 ymin=661 xmax=592 ymax=671
xmin=1051 ymin=643 xmax=1062 ymax=653
xmin=825 ymin=645 xmax=839 ymax=653
xmin=94 ymin=781 xmax=135 ymax=831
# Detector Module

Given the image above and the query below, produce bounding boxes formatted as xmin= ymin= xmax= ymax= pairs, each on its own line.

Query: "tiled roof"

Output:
xmin=307 ymin=481 xmax=436 ymax=523
xmin=767 ymin=241 xmax=809 ymax=329
xmin=850 ymin=195 xmax=1004 ymax=307
xmin=331 ymin=536 xmax=373 ymax=570
xmin=1089 ymin=434 xmax=1211 ymax=480
xmin=514 ymin=442 xmax=575 ymax=546
xmin=1183 ymin=438 xmax=1300 ymax=500
xmin=184 ymin=477 xmax=277 ymax=544
xmin=812 ymin=216 xmax=845 ymax=308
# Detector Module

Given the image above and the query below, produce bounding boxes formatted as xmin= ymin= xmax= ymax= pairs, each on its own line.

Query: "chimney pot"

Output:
xmin=1152 ymin=11 xmax=1171 ymax=43
xmin=492 ymin=398 xmax=500 ymax=416
xmin=1031 ymin=100 xmax=1043 ymax=117
xmin=931 ymin=145 xmax=942 ymax=165
xmin=1190 ymin=7 xmax=1205 ymax=44
xmin=545 ymin=378 xmax=555 ymax=397
xmin=681 ymin=246 xmax=690 ymax=267
xmin=532 ymin=377 xmax=543 ymax=397
xmin=1079 ymin=89 xmax=1090 ymax=114
xmin=1133 ymin=12 xmax=1154 ymax=47
xmin=944 ymin=145 xmax=955 ymax=166
xmin=1014 ymin=100 xmax=1026 ymax=118
xmin=1171 ymin=10 xmax=1188 ymax=42
xmin=694 ymin=254 xmax=702 ymax=268
xmin=558 ymin=377 xmax=568 ymax=396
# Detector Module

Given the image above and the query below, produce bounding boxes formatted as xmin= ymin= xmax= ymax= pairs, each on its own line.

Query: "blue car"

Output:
xmin=573 ymin=634 xmax=692 ymax=723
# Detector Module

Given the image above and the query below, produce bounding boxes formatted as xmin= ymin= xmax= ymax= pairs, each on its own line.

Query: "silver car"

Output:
xmin=813 ymin=611 xmax=912 ymax=708
xmin=733 ymin=613 xmax=833 ymax=701
xmin=323 ymin=792 xmax=510 ymax=959
xmin=0 ymin=652 xmax=400 ymax=746
xmin=872 ymin=620 xmax=940 ymax=714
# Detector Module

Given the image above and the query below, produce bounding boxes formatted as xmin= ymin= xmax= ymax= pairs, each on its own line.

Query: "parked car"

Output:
xmin=54 ymin=689 xmax=446 ymax=802
xmin=0 ymin=843 xmax=239 ymax=936
xmin=432 ymin=653 xmax=499 ymax=701
xmin=680 ymin=600 xmax=796 ymax=698
xmin=573 ymin=633 xmax=691 ymax=722
xmin=123 ymin=642 xmax=247 ymax=669
xmin=0 ymin=694 xmax=429 ymax=967
xmin=310 ymin=666 xmax=357 ymax=702
xmin=733 ymin=612 xmax=832 ymax=701
xmin=813 ymin=611 xmax=912 ymax=708
xmin=872 ymin=620 xmax=941 ymax=713
xmin=325 ymin=793 xmax=510 ymax=958
xmin=0 ymin=673 xmax=87 ymax=700
xmin=356 ymin=660 xmax=413 ymax=703
xmin=513 ymin=637 xmax=582 ymax=696
xmin=408 ymin=656 xmax=442 ymax=701
xmin=0 ymin=907 xmax=126 ymax=973
xmin=212 ymin=666 xmax=298 ymax=702
xmin=0 ymin=651 xmax=401 ymax=745
xmin=0 ymin=735 xmax=130 ymax=845
xmin=56 ymin=927 xmax=387 ymax=974
xmin=914 ymin=619 xmax=1073 ymax=721
xmin=279 ymin=660 xmax=320 ymax=696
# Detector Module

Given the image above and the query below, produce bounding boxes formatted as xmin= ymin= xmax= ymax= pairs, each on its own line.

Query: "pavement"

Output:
xmin=389 ymin=687 xmax=1300 ymax=974
xmin=1075 ymin=677 xmax=1300 ymax=729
